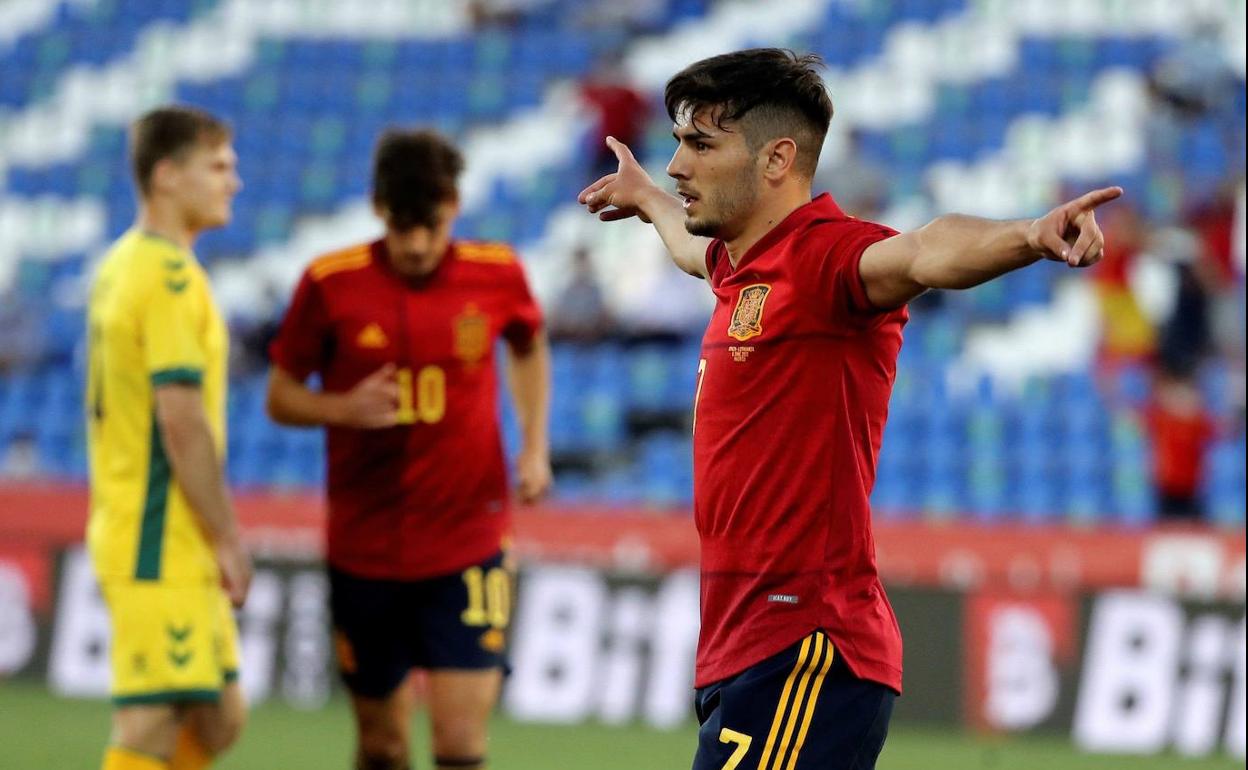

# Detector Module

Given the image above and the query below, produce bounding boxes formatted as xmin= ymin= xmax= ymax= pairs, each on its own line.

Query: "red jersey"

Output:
xmin=269 ymin=239 xmax=542 ymax=580
xmin=1146 ymin=401 xmax=1215 ymax=496
xmin=693 ymin=194 xmax=906 ymax=693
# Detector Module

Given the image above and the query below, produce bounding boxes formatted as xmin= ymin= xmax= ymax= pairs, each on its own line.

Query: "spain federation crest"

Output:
xmin=727 ymin=283 xmax=772 ymax=341
xmin=453 ymin=303 xmax=490 ymax=365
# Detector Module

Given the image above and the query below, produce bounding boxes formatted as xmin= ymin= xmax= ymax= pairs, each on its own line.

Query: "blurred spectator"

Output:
xmin=232 ymin=317 xmax=282 ymax=378
xmin=0 ymin=431 xmax=39 ymax=480
xmin=617 ymin=259 xmax=714 ymax=340
xmin=1145 ymin=366 xmax=1217 ymax=521
xmin=571 ymin=0 xmax=667 ymax=35
xmin=579 ymin=55 xmax=650 ymax=178
xmin=1154 ymin=228 xmax=1213 ymax=376
xmin=549 ymin=246 xmax=615 ymax=343
xmin=468 ymin=0 xmax=543 ymax=28
xmin=1147 ymin=179 xmax=1246 ymax=378
xmin=1186 ymin=179 xmax=1246 ymax=367
xmin=1091 ymin=203 xmax=1156 ymax=366
xmin=1228 ymin=181 xmax=1247 ymax=422
xmin=1188 ymin=180 xmax=1240 ymax=284
xmin=814 ymin=128 xmax=889 ymax=220
xmin=1148 ymin=23 xmax=1240 ymax=121
xmin=0 ymin=290 xmax=46 ymax=373
xmin=230 ymin=285 xmax=286 ymax=377
xmin=1146 ymin=22 xmax=1244 ymax=159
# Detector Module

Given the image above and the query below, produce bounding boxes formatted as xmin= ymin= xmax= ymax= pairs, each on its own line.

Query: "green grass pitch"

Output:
xmin=0 ymin=682 xmax=1240 ymax=769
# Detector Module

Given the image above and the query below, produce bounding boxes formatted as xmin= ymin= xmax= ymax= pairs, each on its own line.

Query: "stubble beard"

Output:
xmin=683 ymin=166 xmax=759 ymax=240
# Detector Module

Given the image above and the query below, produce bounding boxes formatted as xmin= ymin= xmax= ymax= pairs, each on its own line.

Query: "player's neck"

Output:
xmin=723 ymin=185 xmax=812 ymax=268
xmin=137 ymin=202 xmax=196 ymax=251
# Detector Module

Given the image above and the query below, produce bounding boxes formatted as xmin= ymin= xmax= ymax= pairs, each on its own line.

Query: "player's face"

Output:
xmin=164 ymin=140 xmax=241 ymax=231
xmin=667 ymin=108 xmax=761 ymax=240
xmin=382 ymin=199 xmax=459 ymax=278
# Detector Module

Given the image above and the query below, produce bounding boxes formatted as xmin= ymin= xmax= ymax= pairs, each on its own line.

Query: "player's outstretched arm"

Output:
xmin=505 ymin=332 xmax=553 ymax=503
xmin=858 ymin=186 xmax=1123 ymax=309
xmin=578 ymin=137 xmax=713 ymax=279
xmin=266 ymin=363 xmax=399 ymax=429
xmin=154 ymin=384 xmax=252 ymax=607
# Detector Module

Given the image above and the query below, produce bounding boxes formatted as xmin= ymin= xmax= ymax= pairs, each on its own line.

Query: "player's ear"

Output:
xmin=762 ymin=137 xmax=798 ymax=181
xmin=149 ymin=157 xmax=180 ymax=196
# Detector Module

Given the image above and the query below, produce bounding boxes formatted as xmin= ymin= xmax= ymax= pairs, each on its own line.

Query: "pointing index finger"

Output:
xmin=1071 ymin=186 xmax=1123 ymax=212
xmin=606 ymin=135 xmax=636 ymax=165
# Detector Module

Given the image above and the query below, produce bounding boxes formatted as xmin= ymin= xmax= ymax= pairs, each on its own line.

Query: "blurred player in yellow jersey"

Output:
xmin=86 ymin=106 xmax=250 ymax=770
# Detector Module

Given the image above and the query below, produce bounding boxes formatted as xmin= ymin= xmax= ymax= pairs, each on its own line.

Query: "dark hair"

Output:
xmin=372 ymin=128 xmax=465 ymax=230
xmin=664 ymin=48 xmax=833 ymax=178
xmin=130 ymin=106 xmax=231 ymax=197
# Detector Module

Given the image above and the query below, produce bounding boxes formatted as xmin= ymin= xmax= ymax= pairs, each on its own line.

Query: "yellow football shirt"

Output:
xmin=86 ymin=229 xmax=228 ymax=583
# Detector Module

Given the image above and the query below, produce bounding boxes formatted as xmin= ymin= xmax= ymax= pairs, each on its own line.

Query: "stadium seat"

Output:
xmin=0 ymin=0 xmax=1242 ymax=529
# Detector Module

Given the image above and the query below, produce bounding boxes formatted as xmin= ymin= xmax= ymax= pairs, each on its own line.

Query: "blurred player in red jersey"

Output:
xmin=579 ymin=48 xmax=1120 ymax=770
xmin=266 ymin=129 xmax=551 ymax=770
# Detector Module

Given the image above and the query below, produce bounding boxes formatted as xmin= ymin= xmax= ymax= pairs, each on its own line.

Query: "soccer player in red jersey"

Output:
xmin=579 ymin=49 xmax=1120 ymax=769
xmin=266 ymin=129 xmax=551 ymax=770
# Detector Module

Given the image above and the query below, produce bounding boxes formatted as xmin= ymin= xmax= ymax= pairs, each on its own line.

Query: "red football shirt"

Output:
xmin=269 ymin=239 xmax=542 ymax=580
xmin=1146 ymin=401 xmax=1215 ymax=496
xmin=693 ymin=193 xmax=906 ymax=692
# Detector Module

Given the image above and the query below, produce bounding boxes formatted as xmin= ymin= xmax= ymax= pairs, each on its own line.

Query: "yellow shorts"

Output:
xmin=100 ymin=579 xmax=240 ymax=706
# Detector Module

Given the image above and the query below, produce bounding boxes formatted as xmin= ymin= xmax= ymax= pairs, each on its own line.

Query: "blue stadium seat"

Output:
xmin=0 ymin=0 xmax=213 ymax=107
xmin=3 ymin=0 xmax=1244 ymax=527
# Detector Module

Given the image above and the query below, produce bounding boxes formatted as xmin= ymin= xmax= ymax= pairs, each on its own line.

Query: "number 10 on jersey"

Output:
xmin=395 ymin=365 xmax=446 ymax=424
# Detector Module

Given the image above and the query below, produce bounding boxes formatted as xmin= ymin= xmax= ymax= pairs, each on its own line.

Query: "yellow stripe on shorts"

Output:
xmin=757 ymin=634 xmax=815 ymax=769
xmin=783 ymin=638 xmax=835 ymax=770
xmin=758 ymin=632 xmax=835 ymax=770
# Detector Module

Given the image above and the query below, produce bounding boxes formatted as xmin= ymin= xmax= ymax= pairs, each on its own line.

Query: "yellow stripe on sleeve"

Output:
xmin=455 ymin=242 xmax=515 ymax=264
xmin=309 ymin=246 xmax=371 ymax=280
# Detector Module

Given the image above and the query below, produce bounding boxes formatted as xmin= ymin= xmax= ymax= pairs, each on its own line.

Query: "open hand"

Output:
xmin=1026 ymin=186 xmax=1123 ymax=267
xmin=577 ymin=137 xmax=662 ymax=223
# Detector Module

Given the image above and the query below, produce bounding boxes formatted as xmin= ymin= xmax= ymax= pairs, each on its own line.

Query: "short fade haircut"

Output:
xmin=130 ymin=106 xmax=231 ymax=197
xmin=664 ymin=48 xmax=833 ymax=178
xmin=372 ymin=128 xmax=465 ymax=230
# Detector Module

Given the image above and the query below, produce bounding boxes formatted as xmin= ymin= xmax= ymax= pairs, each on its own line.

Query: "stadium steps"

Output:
xmin=0 ymin=0 xmax=1242 ymax=523
xmin=0 ymin=0 xmax=93 ymax=53
xmin=200 ymin=0 xmax=835 ymax=321
xmin=0 ymin=0 xmax=218 ymax=110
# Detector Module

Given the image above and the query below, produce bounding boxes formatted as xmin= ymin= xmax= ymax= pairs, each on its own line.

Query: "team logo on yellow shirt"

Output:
xmin=453 ymin=303 xmax=490 ymax=365
xmin=166 ymin=623 xmax=194 ymax=668
xmin=728 ymin=284 xmax=771 ymax=341
xmin=356 ymin=322 xmax=389 ymax=349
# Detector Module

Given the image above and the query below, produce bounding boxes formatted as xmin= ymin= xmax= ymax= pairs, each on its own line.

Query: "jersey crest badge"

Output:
xmin=453 ymin=303 xmax=490 ymax=365
xmin=727 ymin=284 xmax=771 ymax=341
xmin=356 ymin=322 xmax=389 ymax=350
